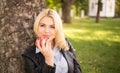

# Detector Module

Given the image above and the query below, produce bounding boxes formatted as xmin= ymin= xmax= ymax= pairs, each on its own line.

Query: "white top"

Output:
xmin=53 ymin=46 xmax=68 ymax=73
xmin=36 ymin=46 xmax=68 ymax=73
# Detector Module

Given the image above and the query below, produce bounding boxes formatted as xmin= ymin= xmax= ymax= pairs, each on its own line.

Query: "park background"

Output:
xmin=0 ymin=0 xmax=120 ymax=73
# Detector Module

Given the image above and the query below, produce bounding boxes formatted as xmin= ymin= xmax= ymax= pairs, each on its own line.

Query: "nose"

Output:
xmin=45 ymin=29 xmax=49 ymax=33
xmin=45 ymin=28 xmax=50 ymax=33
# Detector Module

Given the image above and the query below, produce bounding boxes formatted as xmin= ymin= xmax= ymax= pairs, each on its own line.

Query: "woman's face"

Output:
xmin=38 ymin=16 xmax=55 ymax=41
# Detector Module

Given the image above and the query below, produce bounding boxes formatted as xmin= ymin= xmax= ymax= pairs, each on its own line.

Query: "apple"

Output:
xmin=37 ymin=35 xmax=49 ymax=47
xmin=37 ymin=37 xmax=43 ymax=47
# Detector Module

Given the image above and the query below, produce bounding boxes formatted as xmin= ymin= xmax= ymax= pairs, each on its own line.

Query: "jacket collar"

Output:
xmin=61 ymin=50 xmax=74 ymax=73
xmin=36 ymin=47 xmax=40 ymax=54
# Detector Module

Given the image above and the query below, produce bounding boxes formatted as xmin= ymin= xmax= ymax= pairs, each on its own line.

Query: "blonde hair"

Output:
xmin=34 ymin=9 xmax=69 ymax=51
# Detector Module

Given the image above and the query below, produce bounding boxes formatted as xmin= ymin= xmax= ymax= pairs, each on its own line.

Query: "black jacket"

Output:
xmin=22 ymin=39 xmax=82 ymax=73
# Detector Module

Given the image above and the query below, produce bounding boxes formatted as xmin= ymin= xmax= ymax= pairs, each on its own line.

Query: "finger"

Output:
xmin=46 ymin=39 xmax=51 ymax=50
xmin=42 ymin=38 xmax=46 ymax=49
xmin=35 ymin=39 xmax=39 ymax=48
xmin=37 ymin=39 xmax=42 ymax=51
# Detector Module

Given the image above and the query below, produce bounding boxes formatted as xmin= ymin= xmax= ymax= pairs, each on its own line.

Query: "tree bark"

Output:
xmin=96 ymin=0 xmax=102 ymax=23
xmin=0 ymin=0 xmax=46 ymax=73
xmin=61 ymin=0 xmax=74 ymax=23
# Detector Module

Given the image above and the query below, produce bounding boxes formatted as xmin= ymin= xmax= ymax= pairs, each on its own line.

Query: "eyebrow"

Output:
xmin=39 ymin=23 xmax=45 ymax=25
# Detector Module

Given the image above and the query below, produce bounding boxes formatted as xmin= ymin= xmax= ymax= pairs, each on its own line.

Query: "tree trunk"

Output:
xmin=61 ymin=0 xmax=74 ymax=23
xmin=0 ymin=0 xmax=46 ymax=73
xmin=96 ymin=0 xmax=102 ymax=23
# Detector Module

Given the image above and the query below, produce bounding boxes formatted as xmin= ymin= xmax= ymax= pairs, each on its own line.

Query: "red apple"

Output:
xmin=37 ymin=35 xmax=49 ymax=47
xmin=37 ymin=37 xmax=43 ymax=47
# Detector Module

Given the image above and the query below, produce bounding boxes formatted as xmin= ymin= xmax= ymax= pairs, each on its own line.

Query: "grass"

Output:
xmin=63 ymin=17 xmax=120 ymax=73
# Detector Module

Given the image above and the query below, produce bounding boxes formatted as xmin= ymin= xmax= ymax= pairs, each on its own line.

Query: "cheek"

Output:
xmin=38 ymin=27 xmax=43 ymax=33
xmin=37 ymin=28 xmax=44 ymax=36
xmin=51 ymin=30 xmax=56 ymax=37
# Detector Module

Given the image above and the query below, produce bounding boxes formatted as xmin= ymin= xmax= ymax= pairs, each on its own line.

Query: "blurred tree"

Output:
xmin=74 ymin=0 xmax=82 ymax=16
xmin=74 ymin=0 xmax=88 ymax=16
xmin=96 ymin=0 xmax=102 ymax=23
xmin=46 ymin=0 xmax=61 ymax=12
xmin=61 ymin=0 xmax=75 ymax=23
xmin=46 ymin=0 xmax=75 ymax=23
xmin=115 ymin=0 xmax=120 ymax=17
xmin=0 ymin=0 xmax=46 ymax=73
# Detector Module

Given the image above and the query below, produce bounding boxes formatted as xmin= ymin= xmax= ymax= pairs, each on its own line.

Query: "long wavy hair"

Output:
xmin=33 ymin=9 xmax=69 ymax=51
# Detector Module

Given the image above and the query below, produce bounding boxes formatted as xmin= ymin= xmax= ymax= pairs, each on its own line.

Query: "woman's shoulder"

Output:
xmin=65 ymin=38 xmax=74 ymax=50
xmin=65 ymin=38 xmax=72 ymax=47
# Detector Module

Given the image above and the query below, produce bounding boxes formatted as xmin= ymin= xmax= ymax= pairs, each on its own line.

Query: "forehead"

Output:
xmin=40 ymin=16 xmax=54 ymax=24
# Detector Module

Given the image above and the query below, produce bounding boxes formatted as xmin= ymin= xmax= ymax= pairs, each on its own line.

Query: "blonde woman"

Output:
xmin=22 ymin=9 xmax=82 ymax=73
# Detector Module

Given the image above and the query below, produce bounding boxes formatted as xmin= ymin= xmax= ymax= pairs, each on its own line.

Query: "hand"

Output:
xmin=36 ymin=36 xmax=49 ymax=47
xmin=35 ymin=37 xmax=54 ymax=66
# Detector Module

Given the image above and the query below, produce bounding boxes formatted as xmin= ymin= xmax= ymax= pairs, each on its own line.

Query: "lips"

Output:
xmin=43 ymin=35 xmax=49 ymax=39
